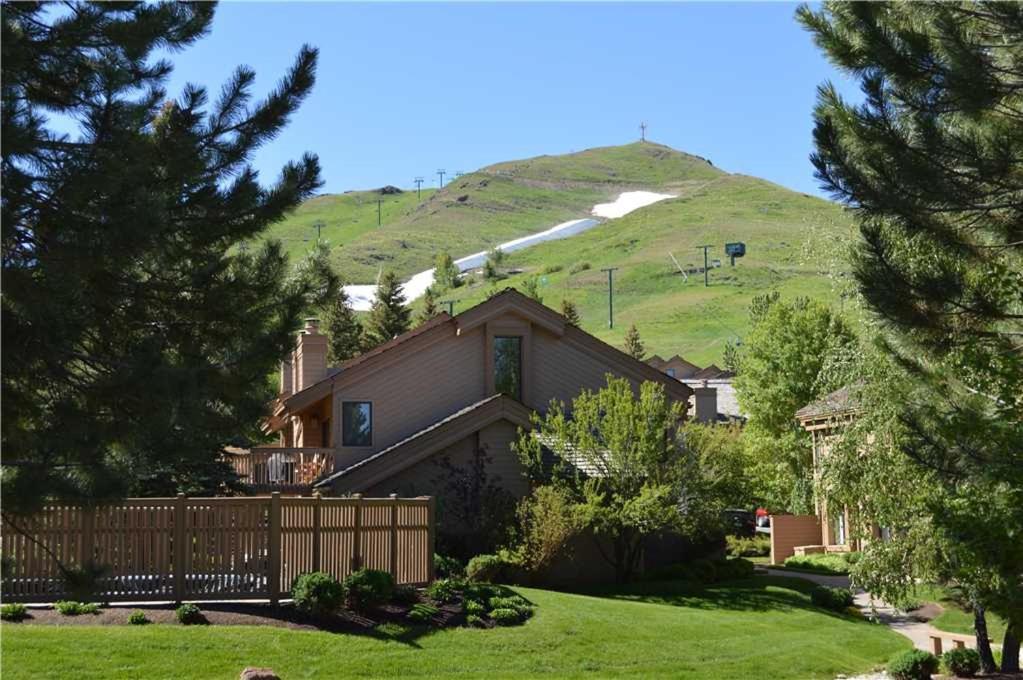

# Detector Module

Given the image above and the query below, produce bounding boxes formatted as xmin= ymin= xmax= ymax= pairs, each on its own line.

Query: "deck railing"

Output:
xmin=227 ymin=447 xmax=335 ymax=488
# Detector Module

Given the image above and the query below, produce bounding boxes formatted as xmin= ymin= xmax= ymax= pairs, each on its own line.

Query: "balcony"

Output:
xmin=227 ymin=447 xmax=335 ymax=493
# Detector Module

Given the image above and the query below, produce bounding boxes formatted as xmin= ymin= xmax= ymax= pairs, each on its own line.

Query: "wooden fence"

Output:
xmin=0 ymin=493 xmax=435 ymax=604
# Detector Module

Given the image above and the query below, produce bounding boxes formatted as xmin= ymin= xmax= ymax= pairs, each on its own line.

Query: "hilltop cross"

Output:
xmin=640 ymin=122 xmax=647 ymax=142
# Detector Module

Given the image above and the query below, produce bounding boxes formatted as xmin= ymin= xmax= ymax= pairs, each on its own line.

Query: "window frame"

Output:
xmin=493 ymin=335 xmax=523 ymax=401
xmin=341 ymin=400 xmax=373 ymax=447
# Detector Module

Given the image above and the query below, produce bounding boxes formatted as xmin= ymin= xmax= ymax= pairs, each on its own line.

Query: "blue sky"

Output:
xmin=160 ymin=2 xmax=858 ymax=197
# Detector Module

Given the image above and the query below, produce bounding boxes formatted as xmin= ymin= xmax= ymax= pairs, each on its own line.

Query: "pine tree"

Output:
xmin=799 ymin=3 xmax=1023 ymax=669
xmin=623 ymin=324 xmax=645 ymax=360
xmin=365 ymin=271 xmax=411 ymax=345
xmin=560 ymin=299 xmax=581 ymax=326
xmin=1 ymin=4 xmax=331 ymax=509
xmin=416 ymin=286 xmax=441 ymax=326
xmin=323 ymin=287 xmax=364 ymax=364
xmin=520 ymin=276 xmax=543 ymax=304
xmin=434 ymin=251 xmax=460 ymax=289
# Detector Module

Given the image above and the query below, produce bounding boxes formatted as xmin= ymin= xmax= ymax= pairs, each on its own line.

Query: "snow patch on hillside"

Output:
xmin=344 ymin=190 xmax=674 ymax=311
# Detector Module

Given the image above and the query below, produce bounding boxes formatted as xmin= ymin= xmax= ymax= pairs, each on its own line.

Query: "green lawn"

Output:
xmin=2 ymin=576 xmax=908 ymax=679
xmin=909 ymin=583 xmax=1009 ymax=641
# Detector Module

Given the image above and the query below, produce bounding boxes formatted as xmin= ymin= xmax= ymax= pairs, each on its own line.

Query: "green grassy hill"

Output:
xmin=265 ymin=142 xmax=854 ymax=366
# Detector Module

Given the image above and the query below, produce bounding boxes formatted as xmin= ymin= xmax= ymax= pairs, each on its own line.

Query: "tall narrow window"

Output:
xmin=342 ymin=401 xmax=372 ymax=447
xmin=493 ymin=336 xmax=522 ymax=400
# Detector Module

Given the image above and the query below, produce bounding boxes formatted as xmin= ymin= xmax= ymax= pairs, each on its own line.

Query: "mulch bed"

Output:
xmin=5 ymin=598 xmax=465 ymax=632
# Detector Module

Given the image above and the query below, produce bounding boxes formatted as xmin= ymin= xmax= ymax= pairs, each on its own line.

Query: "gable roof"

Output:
xmin=276 ymin=288 xmax=691 ymax=423
xmin=795 ymin=385 xmax=859 ymax=422
xmin=314 ymin=394 xmax=533 ymax=491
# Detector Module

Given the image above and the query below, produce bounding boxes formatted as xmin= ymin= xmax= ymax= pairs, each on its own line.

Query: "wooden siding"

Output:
xmin=1 ymin=494 xmax=433 ymax=603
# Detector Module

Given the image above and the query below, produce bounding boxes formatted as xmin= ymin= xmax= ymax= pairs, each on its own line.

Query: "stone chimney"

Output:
xmin=294 ymin=318 xmax=328 ymax=392
xmin=694 ymin=380 xmax=718 ymax=424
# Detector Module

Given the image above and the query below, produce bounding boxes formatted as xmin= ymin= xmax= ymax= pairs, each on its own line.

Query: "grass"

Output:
xmin=907 ymin=583 xmax=1009 ymax=641
xmin=2 ymin=576 xmax=908 ymax=679
xmin=263 ymin=141 xmax=854 ymax=366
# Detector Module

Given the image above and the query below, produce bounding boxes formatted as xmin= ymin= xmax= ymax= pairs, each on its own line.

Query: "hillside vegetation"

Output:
xmin=265 ymin=142 xmax=854 ymax=365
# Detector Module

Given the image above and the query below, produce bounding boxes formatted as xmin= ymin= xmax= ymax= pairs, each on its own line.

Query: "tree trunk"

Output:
xmin=1001 ymin=621 xmax=1020 ymax=674
xmin=973 ymin=604 xmax=997 ymax=674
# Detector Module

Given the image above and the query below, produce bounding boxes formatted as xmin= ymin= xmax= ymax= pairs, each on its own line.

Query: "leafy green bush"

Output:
xmin=292 ymin=571 xmax=344 ymax=617
xmin=175 ymin=603 xmax=205 ymax=625
xmin=488 ymin=595 xmax=532 ymax=617
xmin=942 ymin=648 xmax=980 ymax=678
xmin=54 ymin=600 xmax=99 ymax=616
xmin=887 ymin=649 xmax=939 ymax=680
xmin=127 ymin=610 xmax=149 ymax=625
xmin=541 ymin=264 xmax=563 ymax=274
xmin=783 ymin=552 xmax=858 ymax=574
xmin=426 ymin=577 xmax=462 ymax=604
xmin=466 ymin=613 xmax=486 ymax=628
xmin=391 ymin=584 xmax=419 ymax=606
xmin=343 ymin=569 xmax=394 ymax=612
xmin=434 ymin=554 xmax=463 ymax=579
xmin=725 ymin=534 xmax=770 ymax=558
xmin=1 ymin=603 xmax=28 ymax=621
xmin=717 ymin=558 xmax=756 ymax=580
xmin=490 ymin=607 xmax=523 ymax=626
xmin=466 ymin=554 xmax=509 ymax=583
xmin=810 ymin=586 xmax=855 ymax=612
xmin=569 ymin=261 xmax=591 ymax=274
xmin=465 ymin=599 xmax=486 ymax=616
xmin=406 ymin=603 xmax=438 ymax=624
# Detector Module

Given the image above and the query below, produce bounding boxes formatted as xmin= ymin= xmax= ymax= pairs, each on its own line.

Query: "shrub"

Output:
xmin=128 ymin=610 xmax=149 ymax=625
xmin=175 ymin=603 xmax=205 ymax=625
xmin=426 ymin=577 xmax=462 ymax=604
xmin=466 ymin=613 xmax=486 ymax=628
xmin=569 ymin=261 xmax=591 ymax=274
xmin=434 ymin=554 xmax=463 ymax=579
xmin=887 ymin=649 xmax=939 ymax=680
xmin=717 ymin=558 xmax=756 ymax=581
xmin=725 ymin=534 xmax=770 ymax=558
xmin=490 ymin=607 xmax=523 ymax=626
xmin=54 ymin=600 xmax=100 ymax=616
xmin=343 ymin=569 xmax=394 ymax=612
xmin=784 ymin=552 xmax=857 ymax=574
xmin=292 ymin=571 xmax=344 ymax=618
xmin=462 ymin=582 xmax=500 ymax=604
xmin=1 ymin=603 xmax=28 ymax=621
xmin=465 ymin=599 xmax=486 ymax=616
xmin=541 ymin=264 xmax=563 ymax=274
xmin=391 ymin=584 xmax=419 ymax=606
xmin=466 ymin=554 xmax=507 ymax=583
xmin=489 ymin=595 xmax=533 ymax=619
xmin=942 ymin=648 xmax=980 ymax=678
xmin=406 ymin=603 xmax=438 ymax=624
xmin=515 ymin=485 xmax=583 ymax=575
xmin=810 ymin=586 xmax=855 ymax=612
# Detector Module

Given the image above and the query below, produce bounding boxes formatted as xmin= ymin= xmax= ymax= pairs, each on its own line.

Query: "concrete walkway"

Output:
xmin=764 ymin=569 xmax=974 ymax=654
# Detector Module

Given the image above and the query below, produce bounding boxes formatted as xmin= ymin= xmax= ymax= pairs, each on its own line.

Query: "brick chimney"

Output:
xmin=294 ymin=318 xmax=328 ymax=392
xmin=280 ymin=358 xmax=294 ymax=397
xmin=694 ymin=380 xmax=717 ymax=423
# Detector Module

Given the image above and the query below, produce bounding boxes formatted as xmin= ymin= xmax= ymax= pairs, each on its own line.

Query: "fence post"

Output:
xmin=389 ymin=494 xmax=399 ymax=581
xmin=173 ymin=494 xmax=186 ymax=603
xmin=352 ymin=494 xmax=362 ymax=572
xmin=311 ymin=492 xmax=322 ymax=573
xmin=427 ymin=496 xmax=436 ymax=583
xmin=269 ymin=492 xmax=281 ymax=606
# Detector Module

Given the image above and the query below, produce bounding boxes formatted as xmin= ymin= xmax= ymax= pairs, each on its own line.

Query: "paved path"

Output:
xmin=764 ymin=569 xmax=974 ymax=654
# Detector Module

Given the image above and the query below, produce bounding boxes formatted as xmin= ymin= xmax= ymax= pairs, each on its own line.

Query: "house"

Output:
xmin=646 ymin=354 xmax=702 ymax=379
xmin=771 ymin=385 xmax=881 ymax=563
xmin=231 ymin=289 xmax=692 ymax=501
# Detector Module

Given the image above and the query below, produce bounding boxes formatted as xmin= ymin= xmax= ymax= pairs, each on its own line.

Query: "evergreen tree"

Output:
xmin=1 ymin=3 xmax=331 ymax=510
xmin=365 ymin=271 xmax=411 ymax=345
xmin=560 ymin=299 xmax=581 ymax=326
xmin=416 ymin=286 xmax=441 ymax=326
xmin=799 ymin=3 xmax=1023 ymax=668
xmin=434 ymin=251 xmax=460 ymax=289
xmin=623 ymin=324 xmax=645 ymax=360
xmin=520 ymin=276 xmax=543 ymax=304
xmin=323 ymin=286 xmax=364 ymax=365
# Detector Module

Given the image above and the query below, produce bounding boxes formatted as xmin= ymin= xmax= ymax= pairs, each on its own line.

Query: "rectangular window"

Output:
xmin=342 ymin=401 xmax=372 ymax=447
xmin=494 ymin=336 xmax=522 ymax=400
